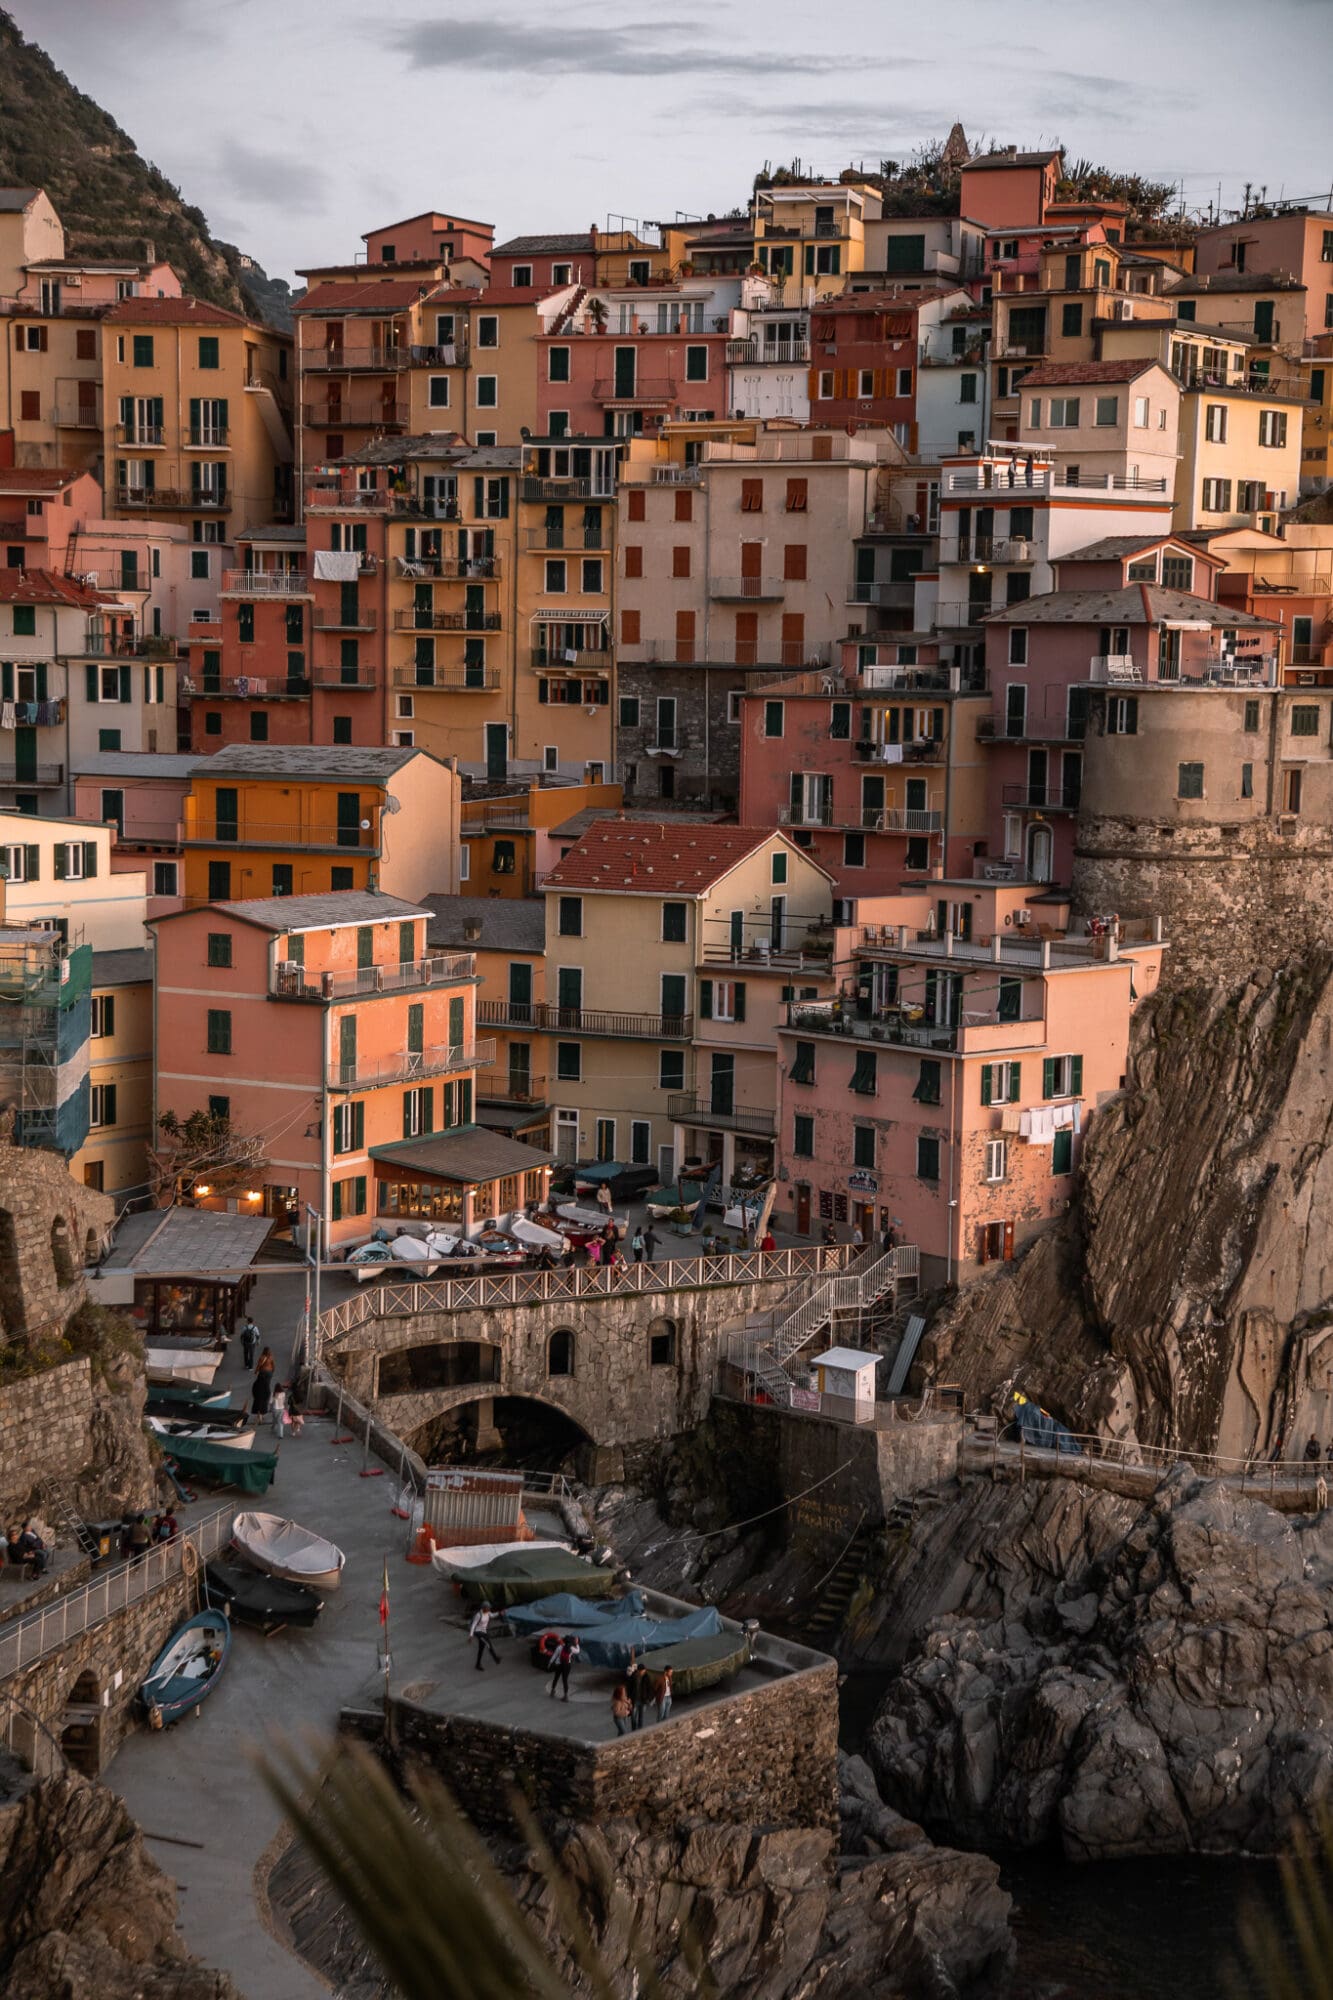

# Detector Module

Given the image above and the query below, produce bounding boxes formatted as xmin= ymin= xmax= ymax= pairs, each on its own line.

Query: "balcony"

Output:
xmin=862 ymin=807 xmax=943 ymax=832
xmin=956 ymin=536 xmax=1035 ymax=564
xmin=1001 ymin=782 xmax=1082 ymax=813
xmin=186 ymin=427 xmax=230 ymax=448
xmin=849 ymin=579 xmax=917 ymax=607
xmin=520 ymin=477 xmax=614 ymax=503
xmin=308 ymin=665 xmax=379 ymax=689
xmin=115 ymin=424 xmax=164 ymax=446
xmin=478 ymin=998 xmax=691 ymax=1039
xmin=647 ymin=466 xmax=702 ymax=487
xmin=1088 ymin=652 xmax=1279 ymax=688
xmin=114 ymin=486 xmax=228 ymax=512
xmin=709 ymin=576 xmax=787 ymax=601
xmin=51 ymin=404 xmax=100 ymax=429
xmin=82 ymin=632 xmax=176 ymax=658
xmin=725 ymin=336 xmax=810 ymax=366
xmin=396 ymin=554 xmax=502 ymax=579
xmin=186 ymin=675 xmax=311 ymax=701
xmin=854 ymin=738 xmax=945 ymax=764
xmin=391 ymin=666 xmax=502 ymax=692
xmin=477 ymin=1070 xmax=547 ymax=1105
xmin=640 ymin=640 xmax=832 ymax=669
xmin=302 ymin=402 xmax=408 ymax=428
xmin=271 ymin=951 xmax=475 ymax=1002
xmin=221 ymin=569 xmax=309 ymax=596
xmin=304 ymin=484 xmax=393 ymax=513
xmin=522 ymin=527 xmax=608 ymax=553
xmin=531 ymin=647 xmax=611 ymax=671
xmin=0 ymin=764 xmax=64 ymax=788
xmin=976 ymin=714 xmax=1084 ymax=745
xmin=304 ymin=345 xmax=407 ymax=372
xmin=858 ymin=666 xmax=962 ymax=695
xmin=994 ymin=338 xmax=1050 ymax=359
xmin=408 ymin=338 xmax=469 ymax=366
xmin=396 ymin=609 xmax=501 ymax=632
xmin=933 ymin=601 xmax=993 ymax=629
xmin=328 ymin=1038 xmax=495 ymax=1092
xmin=186 ymin=817 xmax=379 ymax=850
xmin=592 ymin=376 xmax=677 ymax=403
xmin=312 ymin=607 xmax=379 ymax=631
xmin=667 ymin=1093 xmax=777 ymax=1138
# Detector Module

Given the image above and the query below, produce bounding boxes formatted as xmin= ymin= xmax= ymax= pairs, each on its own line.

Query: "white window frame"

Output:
xmin=1002 ymin=812 xmax=1022 ymax=858
xmin=511 ymin=264 xmax=532 ymax=287
xmin=581 ymin=556 xmax=604 ymax=594
xmin=551 ymin=263 xmax=572 ymax=286
xmin=818 ymin=370 xmax=834 ymax=399
xmin=543 ymin=745 xmax=559 ymax=772
xmin=858 ymin=368 xmax=875 ymax=398
xmin=713 ymin=980 xmax=741 ymax=1021
xmin=1204 ymin=403 xmax=1227 ymax=443
xmin=1093 ymin=395 xmax=1119 ymax=427
xmin=1259 ymin=409 xmax=1287 ymax=448
xmin=458 ymin=846 xmax=470 ymax=882
xmin=2 ymin=844 xmax=27 ymax=882
xmin=897 ymin=367 xmax=912 ymax=396
xmin=984 ymin=1137 xmax=1008 ymax=1182
xmin=90 ymin=1085 xmax=115 ymax=1129
xmin=63 ymin=842 xmax=86 ymax=880
xmin=726 ymin=689 xmax=743 ymax=724
xmin=391 ymin=729 xmax=415 ymax=746
xmin=544 ymin=557 xmax=567 ymax=594
xmin=98 ymin=665 xmax=120 ymax=702
xmin=1048 ymin=396 xmax=1081 ymax=428
xmin=153 ymin=860 xmax=178 ymax=897
xmin=91 ymin=994 xmax=113 ymax=1038
xmin=989 ymin=1061 xmax=1022 ymax=1105
xmin=475 ymin=376 xmax=498 ymax=408
xmin=396 ymin=694 xmax=414 ymax=719
xmin=1134 ymin=395 xmax=1150 ymax=428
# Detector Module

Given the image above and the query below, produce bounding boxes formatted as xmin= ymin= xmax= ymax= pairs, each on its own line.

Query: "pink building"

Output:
xmin=536 ymin=293 xmax=730 ymax=439
xmin=71 ymin=750 xmax=194 ymax=918
xmin=774 ymin=885 xmax=1165 ymax=1281
xmin=978 ymin=533 xmax=1280 ymax=884
xmin=0 ymin=466 xmax=102 ymax=571
xmin=363 ymin=211 xmax=494 ymax=273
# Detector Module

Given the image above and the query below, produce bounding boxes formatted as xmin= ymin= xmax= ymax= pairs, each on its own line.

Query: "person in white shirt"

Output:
xmin=468 ymin=1603 xmax=500 ymax=1670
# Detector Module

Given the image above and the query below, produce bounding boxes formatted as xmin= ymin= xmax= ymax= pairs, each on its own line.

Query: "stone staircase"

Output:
xmin=805 ymin=1523 xmax=877 ymax=1639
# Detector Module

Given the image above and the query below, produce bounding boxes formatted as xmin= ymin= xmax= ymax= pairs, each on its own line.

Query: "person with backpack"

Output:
xmin=547 ymin=1632 xmax=580 ymax=1701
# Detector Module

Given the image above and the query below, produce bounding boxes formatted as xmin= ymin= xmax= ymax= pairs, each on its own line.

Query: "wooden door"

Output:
xmin=795 ymin=1184 xmax=811 ymax=1235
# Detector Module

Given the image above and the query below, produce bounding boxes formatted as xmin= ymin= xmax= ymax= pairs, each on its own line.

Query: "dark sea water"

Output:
xmin=837 ymin=1672 xmax=1298 ymax=1998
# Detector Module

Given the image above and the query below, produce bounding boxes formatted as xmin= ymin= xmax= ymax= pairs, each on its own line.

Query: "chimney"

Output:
xmin=463 ymin=919 xmax=482 ymax=942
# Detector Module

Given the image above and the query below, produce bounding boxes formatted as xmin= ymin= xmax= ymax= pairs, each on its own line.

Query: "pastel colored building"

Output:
xmin=179 ymin=742 xmax=460 ymax=907
xmin=1192 ymin=214 xmax=1333 ymax=343
xmin=0 ymin=806 xmax=148 ymax=949
xmin=534 ymin=287 xmax=730 ymax=440
xmin=459 ymin=776 xmax=622 ymax=898
xmin=775 ymin=888 xmax=1165 ymax=1277
xmin=807 ymin=289 xmax=972 ymax=446
xmin=1015 ymin=360 xmax=1179 ymax=491
xmin=1209 ymin=526 xmax=1333 ymax=680
xmin=71 ymin=749 xmax=196 ymax=918
xmin=72 ymin=942 xmax=154 ymax=1198
xmin=958 ymin=148 xmax=1063 ymax=232
xmin=151 ymin=890 xmax=547 ymax=1246
xmin=424 ymin=893 xmax=550 ymax=1153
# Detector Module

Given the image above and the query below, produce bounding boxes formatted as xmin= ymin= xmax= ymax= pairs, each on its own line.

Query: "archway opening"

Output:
xmin=60 ymin=1670 xmax=103 ymax=1777
xmin=377 ymin=1340 xmax=500 ymax=1397
xmin=51 ymin=1216 xmax=76 ymax=1289
xmin=411 ymin=1394 xmax=592 ymax=1474
xmin=547 ymin=1328 xmax=574 ymax=1378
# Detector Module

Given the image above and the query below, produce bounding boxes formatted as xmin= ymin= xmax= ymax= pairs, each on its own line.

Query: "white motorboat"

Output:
xmin=232 ymin=1511 xmax=346 ymax=1590
xmin=509 ymin=1215 xmax=564 ymax=1254
xmin=430 ymin=1537 xmax=573 ymax=1579
xmin=148 ymin=1416 xmax=262 ymax=1452
xmin=144 ymin=1346 xmax=224 ymax=1388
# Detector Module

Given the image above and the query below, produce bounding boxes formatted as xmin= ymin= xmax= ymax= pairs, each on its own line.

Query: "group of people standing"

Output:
xmin=611 ymin=1660 xmax=673 ymax=1731
xmin=465 ymin=1606 xmax=675 ymax=1730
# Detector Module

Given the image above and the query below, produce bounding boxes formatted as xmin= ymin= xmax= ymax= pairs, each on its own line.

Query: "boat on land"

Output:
xmin=147 ymin=1416 xmax=262 ymax=1450
xmin=144 ymin=1383 xmax=240 ymax=1423
xmin=455 ymin=1546 xmax=614 ymax=1608
xmin=140 ymin=1608 xmax=230 ymax=1726
xmin=232 ymin=1511 xmax=346 ymax=1590
xmin=505 ymin=1588 xmax=726 ymax=1669
xmin=158 ymin=1431 xmax=278 ymax=1495
xmin=637 ymin=1629 xmax=751 ymax=1695
xmin=144 ymin=1345 xmax=225 ymax=1388
xmin=204 ymin=1558 xmax=324 ymax=1633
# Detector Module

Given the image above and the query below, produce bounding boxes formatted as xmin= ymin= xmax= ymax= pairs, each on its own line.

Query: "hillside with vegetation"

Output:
xmin=0 ymin=9 xmax=292 ymax=327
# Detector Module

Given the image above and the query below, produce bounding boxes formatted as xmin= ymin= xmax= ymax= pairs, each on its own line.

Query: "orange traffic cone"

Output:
xmin=406 ymin=1526 xmax=435 ymax=1564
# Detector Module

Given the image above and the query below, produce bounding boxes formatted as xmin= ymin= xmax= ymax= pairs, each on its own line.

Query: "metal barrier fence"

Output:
xmin=0 ymin=1503 xmax=234 ymax=1684
xmin=963 ymin=1425 xmax=1333 ymax=1495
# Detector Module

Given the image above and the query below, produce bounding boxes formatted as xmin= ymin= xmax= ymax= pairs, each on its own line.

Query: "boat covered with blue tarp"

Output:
xmin=1009 ymin=1394 xmax=1084 ymax=1455
xmin=504 ymin=1588 xmax=724 ymax=1667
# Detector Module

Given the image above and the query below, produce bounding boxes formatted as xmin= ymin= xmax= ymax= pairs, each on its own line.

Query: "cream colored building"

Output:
xmin=1015 ymin=360 xmax=1180 ymax=491
xmin=0 ymin=809 xmax=147 ymax=949
xmin=71 ymin=944 xmax=154 ymax=1197
xmin=1174 ymin=382 xmax=1305 ymax=532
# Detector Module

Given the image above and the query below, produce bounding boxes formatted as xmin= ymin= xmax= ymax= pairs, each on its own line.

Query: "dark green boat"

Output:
xmin=159 ymin=1431 xmax=277 ymax=1495
xmin=456 ymin=1548 xmax=614 ymax=1609
xmin=637 ymin=1630 xmax=751 ymax=1695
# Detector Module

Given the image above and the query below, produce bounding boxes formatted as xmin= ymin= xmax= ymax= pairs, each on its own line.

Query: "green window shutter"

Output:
xmin=1070 ymin=1054 xmax=1083 ymax=1096
xmin=23 ymin=845 xmax=38 ymax=881
xmin=0 ymin=665 xmax=10 ymax=700
xmin=407 ymin=1002 xmax=423 ymax=1053
xmin=699 ymin=979 xmax=713 ymax=1019
xmin=804 ymin=245 xmax=815 ymax=274
xmin=103 ymin=996 xmax=116 ymax=1037
xmin=85 ymin=663 xmax=97 ymax=704
xmin=119 ymin=395 xmax=133 ymax=425
xmin=354 ymin=1176 xmax=367 ymax=1216
xmin=449 ymin=996 xmax=464 ymax=1046
xmin=104 ymin=1083 xmax=117 ymax=1127
xmin=422 ymin=1088 xmax=434 ymax=1134
xmin=403 ymin=1092 xmax=413 ymax=1139
xmin=980 ymin=1064 xmax=992 ymax=1107
xmin=118 ymin=664 xmax=131 ymax=703
xmin=33 ymin=663 xmax=46 ymax=701
xmin=352 ymin=1101 xmax=364 ymax=1149
xmin=332 ymin=1180 xmax=343 ymax=1222
xmin=143 ymin=666 xmax=151 ymax=703
xmin=473 ymin=477 xmax=485 ymax=516
xmin=189 ymin=397 xmax=200 ymax=432
xmin=734 ymin=981 xmax=746 ymax=1023
xmin=156 ymin=664 xmax=165 ymax=705
xmin=1008 ymin=1061 xmax=1021 ymax=1099
xmin=82 ymin=842 xmax=97 ymax=878
xmin=53 ymin=844 xmax=67 ymax=881
xmin=1042 ymin=1056 xmax=1056 ymax=1100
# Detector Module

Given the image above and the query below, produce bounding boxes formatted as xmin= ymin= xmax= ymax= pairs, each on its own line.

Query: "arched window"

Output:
xmin=647 ymin=1316 xmax=676 ymax=1367
xmin=547 ymin=1328 xmax=574 ymax=1378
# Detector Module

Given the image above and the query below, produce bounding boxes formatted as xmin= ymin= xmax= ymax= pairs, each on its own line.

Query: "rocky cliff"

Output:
xmin=924 ymin=954 xmax=1333 ymax=1461
xmin=869 ymin=1471 xmax=1333 ymax=1861
xmin=0 ymin=1771 xmax=237 ymax=1998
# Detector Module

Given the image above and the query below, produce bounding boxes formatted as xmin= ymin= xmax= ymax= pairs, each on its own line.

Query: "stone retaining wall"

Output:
xmin=0 ymin=1357 xmax=95 ymax=1522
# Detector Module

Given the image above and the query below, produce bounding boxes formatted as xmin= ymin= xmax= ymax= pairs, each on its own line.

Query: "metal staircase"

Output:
xmin=729 ymin=1248 xmax=915 ymax=1407
xmin=35 ymin=1478 xmax=99 ymax=1561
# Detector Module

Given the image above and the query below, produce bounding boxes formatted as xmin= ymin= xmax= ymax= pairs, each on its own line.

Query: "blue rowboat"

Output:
xmin=140 ymin=1607 xmax=230 ymax=1727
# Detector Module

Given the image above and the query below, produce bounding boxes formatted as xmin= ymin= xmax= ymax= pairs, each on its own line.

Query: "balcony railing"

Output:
xmin=976 ymin=714 xmax=1085 ymax=744
xmin=83 ymin=632 xmax=176 ymax=658
xmin=51 ymin=404 xmax=100 ymax=428
xmin=391 ymin=665 xmax=501 ymax=692
xmin=304 ymin=484 xmax=393 ymax=513
xmin=0 ymin=764 xmax=64 ymax=787
xmin=520 ymin=478 xmax=614 ymax=503
xmin=115 ymin=424 xmax=164 ymax=446
xmin=308 ymin=665 xmax=378 ymax=688
xmin=477 ymin=1070 xmax=547 ymax=1105
xmin=187 ymin=817 xmax=379 ymax=850
xmin=187 ymin=427 xmax=230 ymax=447
xmin=855 ymin=738 xmax=945 ymax=764
xmin=115 ymin=486 xmax=228 ymax=511
xmin=531 ymin=647 xmax=611 ymax=671
xmin=933 ymin=601 xmax=994 ymax=628
xmin=725 ymin=336 xmax=810 ymax=365
xmin=221 ymin=570 xmax=309 ymax=596
xmin=1001 ymin=782 xmax=1082 ymax=812
xmin=592 ymin=375 xmax=677 ymax=402
xmin=478 ymin=998 xmax=691 ymax=1039
xmin=328 ymin=1038 xmax=494 ymax=1091
xmin=858 ymin=666 xmax=961 ymax=694
xmin=396 ymin=555 xmax=502 ymax=578
xmin=1088 ymin=653 xmax=1278 ymax=688
xmin=271 ymin=952 xmax=475 ymax=1003
xmin=313 ymin=607 xmax=379 ymax=631
xmin=186 ymin=675 xmax=310 ymax=701
xmin=994 ymin=338 xmax=1050 ymax=359
xmin=667 ymin=1093 xmax=777 ymax=1137
xmin=710 ymin=575 xmax=787 ymax=601
xmin=409 ymin=339 xmax=469 ymax=367
xmin=849 ymin=579 xmax=917 ymax=607
xmin=394 ymin=609 xmax=501 ymax=632
xmin=304 ymin=345 xmax=407 ymax=372
xmin=863 ymin=807 xmax=943 ymax=832
xmin=648 ymin=466 xmax=702 ymax=487
xmin=302 ymin=402 xmax=408 ymax=428
xmin=956 ymin=536 xmax=1035 ymax=563
xmin=522 ymin=527 xmax=607 ymax=553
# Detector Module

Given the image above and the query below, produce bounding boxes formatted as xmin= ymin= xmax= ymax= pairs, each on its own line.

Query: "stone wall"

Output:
xmin=382 ymin=1656 xmax=839 ymax=1840
xmin=617 ymin=664 xmax=778 ymax=811
xmin=0 ymin=1358 xmax=94 ymax=1523
xmin=0 ymin=1132 xmax=114 ymax=1344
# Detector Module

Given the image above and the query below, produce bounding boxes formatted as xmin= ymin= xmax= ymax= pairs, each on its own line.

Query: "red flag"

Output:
xmin=379 ymin=1557 xmax=389 ymax=1628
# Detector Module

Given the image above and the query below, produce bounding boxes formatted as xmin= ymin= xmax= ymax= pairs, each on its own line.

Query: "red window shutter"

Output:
xmin=735 ymin=611 xmax=758 ymax=667
xmin=1002 ymin=1219 xmax=1014 ymax=1261
xmin=675 ymin=610 xmax=696 ymax=658
xmin=671 ymin=545 xmax=691 ymax=579
xmin=741 ymin=478 xmax=763 ymax=512
xmin=674 ymin=490 xmax=693 ymax=522
xmin=19 ymin=391 xmax=40 ymax=421
xmin=628 ymin=488 xmax=646 ymax=522
xmin=783 ymin=544 xmax=807 ymax=582
xmin=620 ymin=608 xmax=641 ymax=644
xmin=781 ymin=612 xmax=804 ymax=666
xmin=786 ymin=478 xmax=808 ymax=512
xmin=624 ymin=545 xmax=643 ymax=579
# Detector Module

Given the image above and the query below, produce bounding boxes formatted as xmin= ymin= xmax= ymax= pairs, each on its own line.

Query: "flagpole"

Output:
xmin=380 ymin=1554 xmax=394 ymax=1750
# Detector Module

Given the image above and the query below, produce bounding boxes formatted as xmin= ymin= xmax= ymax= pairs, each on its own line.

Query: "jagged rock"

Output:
xmin=870 ymin=1474 xmax=1333 ymax=1858
xmin=0 ymin=1774 xmax=237 ymax=1999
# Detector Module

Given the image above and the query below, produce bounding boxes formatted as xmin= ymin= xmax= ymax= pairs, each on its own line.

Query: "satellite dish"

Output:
xmin=383 ymin=794 xmax=402 ymax=814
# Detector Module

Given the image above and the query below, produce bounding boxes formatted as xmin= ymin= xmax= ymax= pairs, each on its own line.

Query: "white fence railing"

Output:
xmin=0 ymin=1503 xmax=234 ymax=1684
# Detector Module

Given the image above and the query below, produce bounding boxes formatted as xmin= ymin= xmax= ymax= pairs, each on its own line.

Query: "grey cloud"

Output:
xmin=216 ymin=140 xmax=330 ymax=215
xmin=393 ymin=16 xmax=855 ymax=76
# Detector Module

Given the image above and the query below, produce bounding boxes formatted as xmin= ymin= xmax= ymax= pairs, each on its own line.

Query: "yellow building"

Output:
xmin=535 ymin=820 xmax=835 ymax=1181
xmin=72 ymin=944 xmax=154 ymax=1197
xmin=102 ymin=296 xmax=293 ymax=534
xmin=460 ymin=775 xmax=622 ymax=898
xmin=1300 ymin=343 xmax=1333 ymax=491
xmin=180 ymin=743 xmax=460 ymax=907
xmin=425 ymin=892 xmax=550 ymax=1151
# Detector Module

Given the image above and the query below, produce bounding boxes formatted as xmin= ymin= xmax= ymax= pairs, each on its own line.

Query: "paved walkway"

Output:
xmin=108 ymin=1270 xmax=447 ymax=2000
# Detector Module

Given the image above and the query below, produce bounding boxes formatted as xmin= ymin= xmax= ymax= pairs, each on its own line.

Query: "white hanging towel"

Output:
xmin=313 ymin=549 xmax=362 ymax=582
xmin=1051 ymin=1103 xmax=1076 ymax=1130
xmin=881 ymin=743 xmax=904 ymax=763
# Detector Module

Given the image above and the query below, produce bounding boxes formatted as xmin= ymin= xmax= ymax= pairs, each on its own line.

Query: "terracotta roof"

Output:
xmin=102 ymin=295 xmax=253 ymax=327
xmin=474 ymin=286 xmax=551 ymax=306
xmin=492 ymin=234 xmax=594 ymax=258
xmin=0 ymin=567 xmax=114 ymax=607
xmin=542 ymin=821 xmax=815 ymax=894
xmin=365 ymin=210 xmax=493 ymax=237
xmin=292 ymin=280 xmax=442 ymax=315
xmin=0 ymin=466 xmax=84 ymax=492
xmin=1017 ymin=359 xmax=1159 ymax=387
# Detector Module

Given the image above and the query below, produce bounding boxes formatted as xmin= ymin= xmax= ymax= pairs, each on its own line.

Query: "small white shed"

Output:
xmin=812 ymin=1346 xmax=879 ymax=1421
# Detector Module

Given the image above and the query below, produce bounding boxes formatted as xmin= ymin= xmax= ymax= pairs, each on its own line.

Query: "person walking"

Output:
xmin=644 ymin=1226 xmax=657 ymax=1261
xmin=655 ymin=1665 xmax=674 ymax=1724
xmin=611 ymin=1682 xmax=633 ymax=1736
xmin=468 ymin=1603 xmax=500 ymax=1670
xmin=547 ymin=1632 xmax=579 ymax=1701
xmin=1306 ymin=1434 xmax=1322 ymax=1465
xmin=630 ymin=1227 xmax=646 ymax=1265
xmin=630 ymin=1658 xmax=649 ymax=1730
xmin=240 ymin=1315 xmax=260 ymax=1370
xmin=250 ymin=1346 xmax=276 ymax=1422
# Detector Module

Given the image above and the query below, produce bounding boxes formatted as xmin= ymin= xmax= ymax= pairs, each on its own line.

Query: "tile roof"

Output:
xmin=422 ymin=894 xmax=545 ymax=954
xmin=103 ymin=295 xmax=253 ymax=327
xmin=293 ymin=279 xmax=442 ymax=315
xmin=364 ymin=209 xmax=494 ymax=236
xmin=208 ymin=890 xmax=428 ymax=932
xmin=964 ymin=149 xmax=1062 ymax=170
xmin=338 ymin=433 xmax=469 ymax=464
xmin=549 ymin=806 xmax=723 ymax=840
xmin=0 ymin=189 xmax=40 ymax=212
xmin=1172 ymin=271 xmax=1307 ymax=294
xmin=985 ymin=585 xmax=1277 ymax=629
xmin=492 ymin=233 xmax=594 ymax=258
xmin=369 ymin=1127 xmax=554 ymax=1183
xmin=0 ymin=466 xmax=84 ymax=491
xmin=91 ymin=946 xmax=154 ymax=987
xmin=1017 ymin=359 xmax=1159 ymax=386
xmin=104 ymin=1206 xmax=273 ymax=1275
xmin=72 ymin=751 xmax=199 ymax=780
xmin=191 ymin=743 xmax=424 ymax=781
xmin=0 ymin=567 xmax=114 ymax=607
xmin=542 ymin=821 xmax=788 ymax=894
xmin=1059 ymin=534 xmax=1225 ymax=566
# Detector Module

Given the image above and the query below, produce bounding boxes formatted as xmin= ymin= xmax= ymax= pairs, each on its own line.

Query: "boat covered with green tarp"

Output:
xmin=638 ymin=1629 xmax=751 ymax=1695
xmin=456 ymin=1547 xmax=614 ymax=1608
xmin=159 ymin=1431 xmax=277 ymax=1494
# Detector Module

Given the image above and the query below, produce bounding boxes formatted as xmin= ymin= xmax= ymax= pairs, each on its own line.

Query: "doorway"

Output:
xmin=60 ymin=1671 xmax=103 ymax=1776
xmin=485 ymin=722 xmax=508 ymax=781
xmin=1026 ymin=822 xmax=1053 ymax=883
xmin=554 ymin=1110 xmax=578 ymax=1163
xmin=795 ymin=1182 xmax=811 ymax=1235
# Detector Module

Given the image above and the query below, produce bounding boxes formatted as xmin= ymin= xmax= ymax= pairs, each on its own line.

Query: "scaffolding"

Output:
xmin=0 ymin=930 xmax=91 ymax=1155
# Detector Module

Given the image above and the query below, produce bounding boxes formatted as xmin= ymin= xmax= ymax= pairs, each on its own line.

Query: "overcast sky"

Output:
xmin=9 ymin=0 xmax=1329 ymax=283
